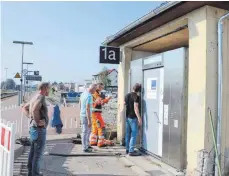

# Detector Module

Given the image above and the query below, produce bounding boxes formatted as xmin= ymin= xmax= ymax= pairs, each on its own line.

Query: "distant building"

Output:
xmin=92 ymin=69 xmax=118 ymax=87
xmin=84 ymin=79 xmax=92 ymax=88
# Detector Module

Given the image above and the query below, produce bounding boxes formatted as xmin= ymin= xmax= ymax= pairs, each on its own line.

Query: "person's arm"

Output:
xmin=79 ymin=98 xmax=81 ymax=110
xmin=22 ymin=102 xmax=30 ymax=117
xmin=86 ymin=96 xmax=92 ymax=127
xmin=101 ymin=96 xmax=111 ymax=105
xmin=124 ymin=94 xmax=128 ymax=106
xmin=31 ymin=97 xmax=44 ymax=126
xmin=134 ymin=96 xmax=142 ymax=125
xmin=86 ymin=103 xmax=91 ymax=120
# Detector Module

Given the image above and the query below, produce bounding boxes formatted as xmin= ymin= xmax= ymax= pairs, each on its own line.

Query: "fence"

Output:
xmin=0 ymin=119 xmax=16 ymax=176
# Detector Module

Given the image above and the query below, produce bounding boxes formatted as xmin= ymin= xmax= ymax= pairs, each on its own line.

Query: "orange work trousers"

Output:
xmin=90 ymin=112 xmax=106 ymax=147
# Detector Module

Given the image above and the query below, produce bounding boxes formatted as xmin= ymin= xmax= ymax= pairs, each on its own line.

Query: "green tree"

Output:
xmin=1 ymin=79 xmax=16 ymax=90
xmin=58 ymin=82 xmax=65 ymax=90
xmin=99 ymin=67 xmax=111 ymax=90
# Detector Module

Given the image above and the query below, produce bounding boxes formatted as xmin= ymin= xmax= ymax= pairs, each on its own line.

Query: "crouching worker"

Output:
xmin=79 ymin=84 xmax=97 ymax=152
xmin=50 ymin=105 xmax=63 ymax=134
xmin=90 ymin=83 xmax=113 ymax=147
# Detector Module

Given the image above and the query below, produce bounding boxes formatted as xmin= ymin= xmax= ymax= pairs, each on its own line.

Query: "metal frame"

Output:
xmin=142 ymin=53 xmax=164 ymax=71
xmin=141 ymin=66 xmax=164 ymax=157
xmin=216 ymin=12 xmax=229 ymax=176
xmin=140 ymin=53 xmax=164 ymax=152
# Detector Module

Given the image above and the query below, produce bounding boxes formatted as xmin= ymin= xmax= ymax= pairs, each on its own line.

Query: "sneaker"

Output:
xmin=126 ymin=150 xmax=129 ymax=154
xmin=83 ymin=148 xmax=92 ymax=153
xmin=129 ymin=151 xmax=140 ymax=156
xmin=88 ymin=146 xmax=93 ymax=149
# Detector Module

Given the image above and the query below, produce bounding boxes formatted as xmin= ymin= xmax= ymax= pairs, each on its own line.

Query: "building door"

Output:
xmin=142 ymin=67 xmax=164 ymax=156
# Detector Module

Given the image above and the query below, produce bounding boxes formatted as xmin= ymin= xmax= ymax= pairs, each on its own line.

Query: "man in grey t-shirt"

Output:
xmin=23 ymin=82 xmax=50 ymax=176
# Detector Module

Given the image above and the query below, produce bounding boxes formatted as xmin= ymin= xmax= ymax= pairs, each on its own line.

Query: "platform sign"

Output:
xmin=99 ymin=46 xmax=120 ymax=64
xmin=34 ymin=71 xmax=39 ymax=75
xmin=147 ymin=78 xmax=157 ymax=99
xmin=22 ymin=69 xmax=28 ymax=76
xmin=14 ymin=72 xmax=21 ymax=78
xmin=25 ymin=75 xmax=42 ymax=81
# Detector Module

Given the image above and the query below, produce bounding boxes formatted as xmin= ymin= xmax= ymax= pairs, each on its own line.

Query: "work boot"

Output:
xmin=97 ymin=138 xmax=106 ymax=147
xmin=90 ymin=142 xmax=97 ymax=146
xmin=129 ymin=151 xmax=141 ymax=156
xmin=88 ymin=145 xmax=93 ymax=149
xmin=97 ymin=142 xmax=107 ymax=148
xmin=83 ymin=148 xmax=92 ymax=153
xmin=104 ymin=139 xmax=114 ymax=146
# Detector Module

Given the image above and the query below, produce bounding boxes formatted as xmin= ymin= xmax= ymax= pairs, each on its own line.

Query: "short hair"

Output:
xmin=97 ymin=82 xmax=104 ymax=86
xmin=89 ymin=84 xmax=97 ymax=90
xmin=38 ymin=82 xmax=50 ymax=90
xmin=133 ymin=83 xmax=141 ymax=92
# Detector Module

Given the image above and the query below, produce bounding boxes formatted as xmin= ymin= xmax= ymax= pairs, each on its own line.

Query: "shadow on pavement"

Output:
xmin=14 ymin=140 xmax=136 ymax=176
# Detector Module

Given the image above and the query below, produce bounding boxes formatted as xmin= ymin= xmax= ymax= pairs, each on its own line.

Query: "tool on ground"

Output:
xmin=71 ymin=133 xmax=82 ymax=144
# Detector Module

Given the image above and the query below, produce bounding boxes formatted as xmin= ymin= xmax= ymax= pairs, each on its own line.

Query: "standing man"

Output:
xmin=90 ymin=83 xmax=113 ymax=147
xmin=22 ymin=82 xmax=50 ymax=176
xmin=79 ymin=84 xmax=97 ymax=152
xmin=124 ymin=83 xmax=142 ymax=156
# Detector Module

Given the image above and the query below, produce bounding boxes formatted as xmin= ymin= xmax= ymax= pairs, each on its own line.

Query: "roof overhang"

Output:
xmin=103 ymin=1 xmax=229 ymax=47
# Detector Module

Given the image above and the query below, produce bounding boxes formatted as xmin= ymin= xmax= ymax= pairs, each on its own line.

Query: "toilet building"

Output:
xmin=102 ymin=1 xmax=229 ymax=175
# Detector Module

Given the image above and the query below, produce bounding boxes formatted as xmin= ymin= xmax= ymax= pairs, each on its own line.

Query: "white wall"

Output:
xmin=108 ymin=70 xmax=118 ymax=86
xmin=92 ymin=70 xmax=118 ymax=87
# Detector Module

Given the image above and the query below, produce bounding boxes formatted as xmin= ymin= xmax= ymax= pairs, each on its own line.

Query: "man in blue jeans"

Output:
xmin=79 ymin=84 xmax=97 ymax=152
xmin=23 ymin=82 xmax=50 ymax=176
xmin=124 ymin=83 xmax=142 ymax=156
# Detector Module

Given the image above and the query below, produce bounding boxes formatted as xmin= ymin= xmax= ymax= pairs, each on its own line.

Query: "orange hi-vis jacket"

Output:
xmin=90 ymin=90 xmax=114 ymax=147
xmin=92 ymin=90 xmax=110 ymax=112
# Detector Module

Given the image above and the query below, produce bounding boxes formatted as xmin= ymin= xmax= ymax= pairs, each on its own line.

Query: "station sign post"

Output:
xmin=99 ymin=46 xmax=121 ymax=64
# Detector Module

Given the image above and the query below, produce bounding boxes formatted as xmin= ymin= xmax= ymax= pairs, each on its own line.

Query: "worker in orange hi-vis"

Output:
xmin=90 ymin=83 xmax=113 ymax=147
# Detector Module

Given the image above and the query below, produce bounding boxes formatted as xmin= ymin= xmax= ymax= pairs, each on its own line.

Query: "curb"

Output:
xmin=14 ymin=144 xmax=25 ymax=160
xmin=99 ymin=146 xmax=150 ymax=175
xmin=144 ymin=155 xmax=185 ymax=176
xmin=120 ymin=156 xmax=150 ymax=176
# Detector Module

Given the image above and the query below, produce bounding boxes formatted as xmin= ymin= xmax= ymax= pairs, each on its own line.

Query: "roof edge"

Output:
xmin=102 ymin=1 xmax=182 ymax=46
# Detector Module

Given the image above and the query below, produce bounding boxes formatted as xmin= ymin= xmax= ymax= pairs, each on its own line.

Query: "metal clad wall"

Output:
xmin=130 ymin=59 xmax=143 ymax=91
xmin=162 ymin=47 xmax=187 ymax=170
xmin=129 ymin=59 xmax=143 ymax=146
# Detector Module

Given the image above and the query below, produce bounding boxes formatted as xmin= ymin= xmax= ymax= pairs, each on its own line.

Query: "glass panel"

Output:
xmin=143 ymin=54 xmax=162 ymax=65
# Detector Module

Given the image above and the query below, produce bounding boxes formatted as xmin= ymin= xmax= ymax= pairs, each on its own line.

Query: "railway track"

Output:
xmin=1 ymin=92 xmax=18 ymax=99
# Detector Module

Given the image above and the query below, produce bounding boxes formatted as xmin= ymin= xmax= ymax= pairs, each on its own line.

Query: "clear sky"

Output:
xmin=1 ymin=1 xmax=163 ymax=84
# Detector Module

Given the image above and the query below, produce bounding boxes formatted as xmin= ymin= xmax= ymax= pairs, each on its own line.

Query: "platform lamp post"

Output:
xmin=13 ymin=41 xmax=33 ymax=104
xmin=4 ymin=68 xmax=8 ymax=90
xmin=23 ymin=62 xmax=33 ymax=100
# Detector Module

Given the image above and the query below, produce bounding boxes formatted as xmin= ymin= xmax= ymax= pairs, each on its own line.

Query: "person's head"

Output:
xmin=38 ymin=82 xmax=50 ymax=96
xmin=97 ymin=83 xmax=104 ymax=91
xmin=133 ymin=83 xmax=141 ymax=93
xmin=88 ymin=84 xmax=97 ymax=94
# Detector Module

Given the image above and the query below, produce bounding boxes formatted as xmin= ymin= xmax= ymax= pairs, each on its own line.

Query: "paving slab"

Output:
xmin=14 ymin=140 xmax=137 ymax=176
xmin=13 ymin=138 xmax=183 ymax=176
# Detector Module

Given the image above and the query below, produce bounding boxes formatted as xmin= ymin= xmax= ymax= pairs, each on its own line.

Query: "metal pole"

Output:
xmin=216 ymin=12 xmax=229 ymax=176
xmin=5 ymin=68 xmax=8 ymax=81
xmin=4 ymin=68 xmax=8 ymax=90
xmin=21 ymin=44 xmax=24 ymax=104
